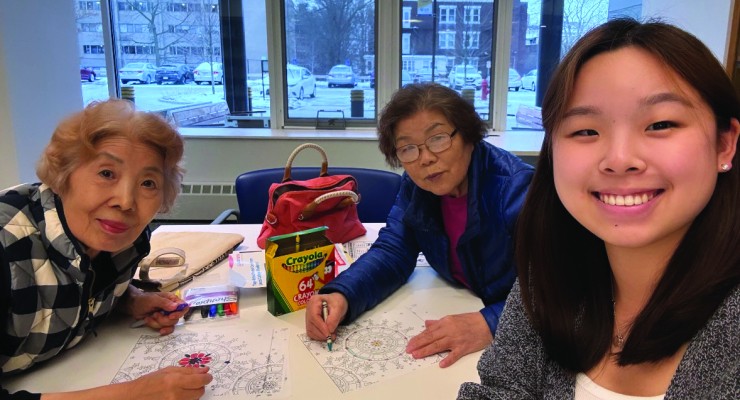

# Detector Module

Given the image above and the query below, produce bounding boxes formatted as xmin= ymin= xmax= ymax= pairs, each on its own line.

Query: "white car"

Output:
xmin=521 ymin=69 xmax=537 ymax=91
xmin=508 ymin=68 xmax=523 ymax=91
xmin=259 ymin=64 xmax=317 ymax=99
xmin=448 ymin=65 xmax=482 ymax=89
xmin=193 ymin=62 xmax=224 ymax=85
xmin=119 ymin=62 xmax=157 ymax=84
xmin=286 ymin=64 xmax=316 ymax=99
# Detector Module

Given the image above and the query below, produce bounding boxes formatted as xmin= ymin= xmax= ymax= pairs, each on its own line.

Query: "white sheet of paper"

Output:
xmin=113 ymin=327 xmax=291 ymax=399
xmin=298 ymin=307 xmax=443 ymax=393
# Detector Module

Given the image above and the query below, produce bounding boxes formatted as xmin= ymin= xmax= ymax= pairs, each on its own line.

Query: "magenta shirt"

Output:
xmin=441 ymin=194 xmax=470 ymax=288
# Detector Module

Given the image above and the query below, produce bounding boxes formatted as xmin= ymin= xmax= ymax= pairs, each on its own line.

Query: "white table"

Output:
xmin=4 ymin=224 xmax=484 ymax=399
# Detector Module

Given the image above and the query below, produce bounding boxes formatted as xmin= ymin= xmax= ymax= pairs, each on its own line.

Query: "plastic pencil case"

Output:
xmin=181 ymin=284 xmax=239 ymax=324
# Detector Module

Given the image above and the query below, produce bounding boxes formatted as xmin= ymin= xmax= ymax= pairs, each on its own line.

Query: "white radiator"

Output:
xmin=161 ymin=183 xmax=238 ymax=221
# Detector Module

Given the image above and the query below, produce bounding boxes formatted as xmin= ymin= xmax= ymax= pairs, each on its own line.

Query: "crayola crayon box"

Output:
xmin=265 ymin=226 xmax=336 ymax=316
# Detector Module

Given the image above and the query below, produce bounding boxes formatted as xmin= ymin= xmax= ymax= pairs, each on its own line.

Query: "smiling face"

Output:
xmin=395 ymin=109 xmax=474 ymax=197
xmin=59 ymin=137 xmax=165 ymax=258
xmin=552 ymin=47 xmax=739 ymax=256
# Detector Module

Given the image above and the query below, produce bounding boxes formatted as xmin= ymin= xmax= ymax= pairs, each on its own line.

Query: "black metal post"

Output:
xmin=219 ymin=0 xmax=247 ymax=113
xmin=536 ymin=0 xmax=564 ymax=107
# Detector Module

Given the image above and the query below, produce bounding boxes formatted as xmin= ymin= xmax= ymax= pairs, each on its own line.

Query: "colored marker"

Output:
xmin=321 ymin=300 xmax=333 ymax=351
xmin=129 ymin=302 xmax=187 ymax=328
xmin=217 ymin=303 xmax=225 ymax=317
xmin=161 ymin=302 xmax=187 ymax=316
xmin=209 ymin=305 xmax=217 ymax=317
xmin=184 ymin=306 xmax=197 ymax=321
xmin=200 ymin=307 xmax=209 ymax=318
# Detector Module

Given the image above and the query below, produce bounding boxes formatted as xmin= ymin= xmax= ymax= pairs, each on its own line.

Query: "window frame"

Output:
xmin=92 ymin=0 xmax=520 ymax=133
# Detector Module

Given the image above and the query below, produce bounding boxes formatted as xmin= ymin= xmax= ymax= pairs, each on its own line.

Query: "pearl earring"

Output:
xmin=721 ymin=163 xmax=731 ymax=172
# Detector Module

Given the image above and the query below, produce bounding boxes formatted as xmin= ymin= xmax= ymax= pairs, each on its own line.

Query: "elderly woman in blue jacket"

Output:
xmin=305 ymin=82 xmax=534 ymax=367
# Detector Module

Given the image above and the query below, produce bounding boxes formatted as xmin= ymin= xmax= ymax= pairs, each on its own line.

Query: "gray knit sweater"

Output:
xmin=458 ymin=283 xmax=739 ymax=399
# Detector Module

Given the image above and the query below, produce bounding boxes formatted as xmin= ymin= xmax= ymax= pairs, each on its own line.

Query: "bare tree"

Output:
xmin=194 ymin=0 xmax=221 ymax=93
xmin=292 ymin=0 xmax=373 ymax=75
xmin=524 ymin=0 xmax=608 ymax=57
xmin=121 ymin=0 xmax=195 ymax=65
xmin=560 ymin=0 xmax=608 ymax=54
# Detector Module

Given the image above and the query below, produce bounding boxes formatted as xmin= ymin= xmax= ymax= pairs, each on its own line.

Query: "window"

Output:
xmin=464 ymin=31 xmax=480 ymax=49
xmin=118 ymin=1 xmax=153 ymax=12
xmin=465 ymin=6 xmax=481 ymax=24
xmin=506 ymin=0 xmax=634 ymax=130
xmin=75 ymin=0 xmax=641 ymax=132
xmin=402 ymin=6 xmax=411 ymax=28
xmin=282 ymin=0 xmax=376 ymax=124
xmin=78 ymin=1 xmax=100 ymax=11
xmin=439 ymin=5 xmax=456 ymax=24
xmin=413 ymin=1 xmax=493 ymax=121
xmin=79 ymin=23 xmax=102 ymax=32
xmin=83 ymin=44 xmax=104 ymax=54
xmin=122 ymin=45 xmax=154 ymax=54
xmin=439 ymin=31 xmax=455 ymax=49
xmin=120 ymin=24 xmax=149 ymax=33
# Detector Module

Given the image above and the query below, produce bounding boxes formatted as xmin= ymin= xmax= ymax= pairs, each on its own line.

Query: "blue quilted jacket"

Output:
xmin=320 ymin=140 xmax=534 ymax=334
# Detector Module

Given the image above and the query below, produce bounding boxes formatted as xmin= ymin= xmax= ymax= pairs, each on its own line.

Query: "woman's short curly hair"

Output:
xmin=377 ymin=82 xmax=487 ymax=168
xmin=36 ymin=99 xmax=185 ymax=213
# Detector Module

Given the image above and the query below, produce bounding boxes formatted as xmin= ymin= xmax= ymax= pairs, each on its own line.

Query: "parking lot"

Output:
xmin=81 ymin=78 xmax=538 ymax=128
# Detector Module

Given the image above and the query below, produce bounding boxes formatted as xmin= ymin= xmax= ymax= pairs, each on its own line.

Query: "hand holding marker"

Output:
xmin=130 ymin=290 xmax=188 ymax=328
xmin=322 ymin=300 xmax=333 ymax=351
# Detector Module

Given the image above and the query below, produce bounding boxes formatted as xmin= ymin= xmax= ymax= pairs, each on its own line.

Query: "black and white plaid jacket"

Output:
xmin=0 ymin=183 xmax=149 ymax=377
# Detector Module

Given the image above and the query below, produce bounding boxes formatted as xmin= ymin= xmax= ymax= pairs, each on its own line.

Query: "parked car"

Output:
xmin=286 ymin=64 xmax=316 ymax=99
xmin=80 ymin=66 xmax=96 ymax=82
xmin=415 ymin=67 xmax=434 ymax=83
xmin=155 ymin=63 xmax=190 ymax=85
xmin=508 ymin=68 xmax=523 ymax=91
xmin=193 ymin=62 xmax=224 ymax=85
xmin=119 ymin=62 xmax=157 ymax=84
xmin=448 ymin=65 xmax=482 ymax=89
xmin=521 ymin=69 xmax=537 ymax=91
xmin=327 ymin=64 xmax=357 ymax=88
xmin=401 ymin=70 xmax=414 ymax=87
xmin=261 ymin=64 xmax=317 ymax=99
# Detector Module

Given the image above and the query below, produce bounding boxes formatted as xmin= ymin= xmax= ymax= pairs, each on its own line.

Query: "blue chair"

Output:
xmin=212 ymin=167 xmax=402 ymax=224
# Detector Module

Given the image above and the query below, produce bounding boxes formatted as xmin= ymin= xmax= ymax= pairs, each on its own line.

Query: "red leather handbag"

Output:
xmin=256 ymin=143 xmax=367 ymax=249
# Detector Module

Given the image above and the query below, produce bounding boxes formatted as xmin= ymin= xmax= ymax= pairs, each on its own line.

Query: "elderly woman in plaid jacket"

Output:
xmin=0 ymin=100 xmax=212 ymax=400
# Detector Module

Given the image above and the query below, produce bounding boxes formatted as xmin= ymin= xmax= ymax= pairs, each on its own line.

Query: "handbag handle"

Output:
xmin=283 ymin=143 xmax=329 ymax=182
xmin=300 ymin=190 xmax=360 ymax=220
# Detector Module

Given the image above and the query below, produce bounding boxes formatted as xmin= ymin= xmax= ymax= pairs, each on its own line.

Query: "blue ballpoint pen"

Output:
xmin=321 ymin=300 xmax=333 ymax=351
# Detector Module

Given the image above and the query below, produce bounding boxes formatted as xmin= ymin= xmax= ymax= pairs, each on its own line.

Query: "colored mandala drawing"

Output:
xmin=178 ymin=352 xmax=213 ymax=367
xmin=112 ymin=327 xmax=290 ymax=399
xmin=299 ymin=308 xmax=443 ymax=393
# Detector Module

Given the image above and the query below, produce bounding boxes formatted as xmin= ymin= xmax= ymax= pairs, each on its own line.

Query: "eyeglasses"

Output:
xmin=395 ymin=129 xmax=458 ymax=163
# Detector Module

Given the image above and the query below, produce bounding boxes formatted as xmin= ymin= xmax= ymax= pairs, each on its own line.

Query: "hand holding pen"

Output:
xmin=321 ymin=301 xmax=333 ymax=351
xmin=305 ymin=293 xmax=349 ymax=350
xmin=126 ymin=287 xmax=189 ymax=334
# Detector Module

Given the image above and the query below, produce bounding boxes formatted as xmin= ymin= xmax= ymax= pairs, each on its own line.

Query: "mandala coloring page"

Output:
xmin=112 ymin=327 xmax=290 ymax=399
xmin=299 ymin=308 xmax=444 ymax=393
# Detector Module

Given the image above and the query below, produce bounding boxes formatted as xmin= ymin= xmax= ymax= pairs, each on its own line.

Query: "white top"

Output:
xmin=575 ymin=373 xmax=666 ymax=400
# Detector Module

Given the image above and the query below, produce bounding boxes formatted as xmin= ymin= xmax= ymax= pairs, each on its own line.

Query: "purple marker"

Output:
xmin=161 ymin=302 xmax=188 ymax=316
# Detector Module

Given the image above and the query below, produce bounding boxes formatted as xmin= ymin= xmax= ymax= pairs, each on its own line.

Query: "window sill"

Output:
xmin=179 ymin=127 xmax=544 ymax=156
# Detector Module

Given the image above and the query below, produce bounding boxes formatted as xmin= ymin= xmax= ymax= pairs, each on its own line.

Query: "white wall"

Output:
xmin=0 ymin=1 xmax=82 ymax=188
xmin=642 ymin=0 xmax=733 ymax=64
